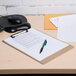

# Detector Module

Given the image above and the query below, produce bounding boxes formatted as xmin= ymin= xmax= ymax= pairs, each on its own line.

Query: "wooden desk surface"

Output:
xmin=0 ymin=16 xmax=76 ymax=74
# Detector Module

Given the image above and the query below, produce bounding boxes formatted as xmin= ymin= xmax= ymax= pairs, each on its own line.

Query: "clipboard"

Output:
xmin=3 ymin=28 xmax=73 ymax=64
xmin=44 ymin=14 xmax=69 ymax=30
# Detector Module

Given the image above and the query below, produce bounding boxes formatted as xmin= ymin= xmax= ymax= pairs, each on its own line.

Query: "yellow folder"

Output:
xmin=44 ymin=14 xmax=69 ymax=30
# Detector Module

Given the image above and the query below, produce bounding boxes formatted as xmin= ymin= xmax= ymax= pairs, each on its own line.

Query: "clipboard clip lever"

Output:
xmin=10 ymin=23 xmax=31 ymax=38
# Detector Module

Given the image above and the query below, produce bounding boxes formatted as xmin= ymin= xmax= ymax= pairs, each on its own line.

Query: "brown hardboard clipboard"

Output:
xmin=3 ymin=30 xmax=73 ymax=64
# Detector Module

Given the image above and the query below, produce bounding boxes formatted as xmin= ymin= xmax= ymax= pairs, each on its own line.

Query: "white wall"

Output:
xmin=0 ymin=0 xmax=76 ymax=15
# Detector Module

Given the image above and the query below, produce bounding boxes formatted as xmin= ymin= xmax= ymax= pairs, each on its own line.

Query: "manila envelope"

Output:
xmin=44 ymin=14 xmax=69 ymax=30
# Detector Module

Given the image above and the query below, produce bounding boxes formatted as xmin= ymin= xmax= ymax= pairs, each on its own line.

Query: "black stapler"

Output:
xmin=0 ymin=15 xmax=31 ymax=33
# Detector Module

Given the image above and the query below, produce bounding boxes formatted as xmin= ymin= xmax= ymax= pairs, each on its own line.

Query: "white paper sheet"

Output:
xmin=50 ymin=14 xmax=76 ymax=42
xmin=50 ymin=17 xmax=59 ymax=27
xmin=58 ymin=14 xmax=76 ymax=42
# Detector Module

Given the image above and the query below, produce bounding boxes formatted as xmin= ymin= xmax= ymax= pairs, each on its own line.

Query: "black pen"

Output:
xmin=40 ymin=40 xmax=47 ymax=54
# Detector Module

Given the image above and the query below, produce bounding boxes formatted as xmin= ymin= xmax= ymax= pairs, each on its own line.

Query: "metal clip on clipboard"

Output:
xmin=10 ymin=24 xmax=31 ymax=38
